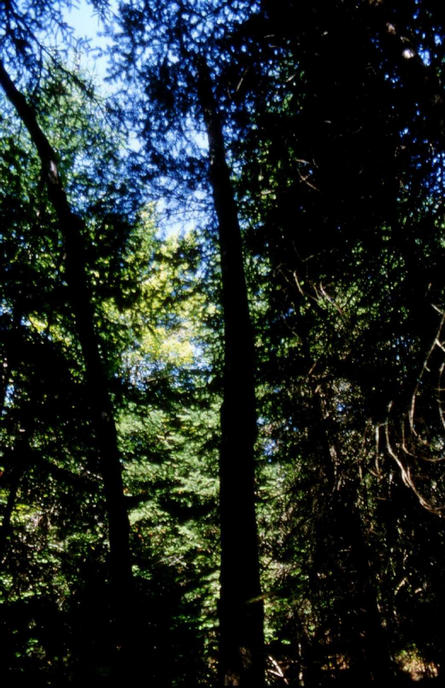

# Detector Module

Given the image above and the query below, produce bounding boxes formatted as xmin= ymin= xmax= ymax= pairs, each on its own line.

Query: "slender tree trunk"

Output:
xmin=197 ymin=58 xmax=264 ymax=688
xmin=0 ymin=61 xmax=133 ymax=672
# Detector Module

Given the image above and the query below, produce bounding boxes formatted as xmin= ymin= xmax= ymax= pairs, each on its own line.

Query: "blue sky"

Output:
xmin=61 ymin=1 xmax=204 ymax=238
xmin=63 ymin=0 xmax=112 ymax=80
xmin=65 ymin=0 xmax=106 ymax=41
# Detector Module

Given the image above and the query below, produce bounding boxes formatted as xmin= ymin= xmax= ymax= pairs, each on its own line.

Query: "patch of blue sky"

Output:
xmin=61 ymin=2 xmax=218 ymax=242
xmin=62 ymin=0 xmax=113 ymax=81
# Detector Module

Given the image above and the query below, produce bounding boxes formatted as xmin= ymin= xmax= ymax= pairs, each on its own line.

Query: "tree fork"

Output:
xmin=196 ymin=57 xmax=265 ymax=688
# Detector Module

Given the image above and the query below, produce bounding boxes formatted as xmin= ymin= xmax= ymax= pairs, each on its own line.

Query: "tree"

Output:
xmin=0 ymin=56 xmax=141 ymax=679
xmin=228 ymin=0 xmax=444 ymax=682
xmin=111 ymin=3 xmax=265 ymax=684
xmin=0 ymin=56 xmax=221 ymax=684
xmin=1 ymin=1 xmax=444 ymax=685
xmin=196 ymin=57 xmax=264 ymax=687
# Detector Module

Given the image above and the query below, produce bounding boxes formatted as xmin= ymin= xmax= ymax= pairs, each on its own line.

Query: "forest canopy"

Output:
xmin=0 ymin=1 xmax=444 ymax=687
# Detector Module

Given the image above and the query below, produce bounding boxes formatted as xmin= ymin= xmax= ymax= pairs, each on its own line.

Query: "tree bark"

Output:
xmin=197 ymin=58 xmax=265 ymax=688
xmin=0 ymin=60 xmax=133 ymax=672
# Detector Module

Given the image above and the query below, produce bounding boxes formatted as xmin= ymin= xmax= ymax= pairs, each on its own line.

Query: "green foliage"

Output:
xmin=0 ymin=54 xmax=220 ymax=683
xmin=1 ymin=1 xmax=445 ymax=686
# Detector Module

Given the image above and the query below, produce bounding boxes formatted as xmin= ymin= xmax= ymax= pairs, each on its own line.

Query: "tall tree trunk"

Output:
xmin=0 ymin=61 xmax=133 ymax=673
xmin=197 ymin=58 xmax=264 ymax=688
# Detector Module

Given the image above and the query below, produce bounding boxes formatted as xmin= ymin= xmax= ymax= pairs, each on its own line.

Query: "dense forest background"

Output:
xmin=0 ymin=1 xmax=444 ymax=686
